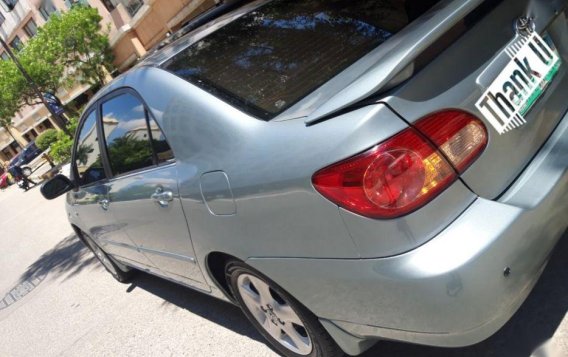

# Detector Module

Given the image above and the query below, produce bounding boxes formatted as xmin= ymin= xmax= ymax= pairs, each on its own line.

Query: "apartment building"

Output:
xmin=0 ymin=0 xmax=216 ymax=162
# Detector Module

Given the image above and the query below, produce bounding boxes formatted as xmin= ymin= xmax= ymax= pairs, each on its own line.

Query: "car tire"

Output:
xmin=80 ymin=232 xmax=136 ymax=283
xmin=227 ymin=261 xmax=344 ymax=357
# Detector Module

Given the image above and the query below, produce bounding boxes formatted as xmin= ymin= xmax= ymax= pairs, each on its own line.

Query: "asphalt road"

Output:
xmin=0 ymin=184 xmax=566 ymax=357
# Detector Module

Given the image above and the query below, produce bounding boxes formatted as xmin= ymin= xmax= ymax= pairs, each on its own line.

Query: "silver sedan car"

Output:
xmin=42 ymin=0 xmax=568 ymax=356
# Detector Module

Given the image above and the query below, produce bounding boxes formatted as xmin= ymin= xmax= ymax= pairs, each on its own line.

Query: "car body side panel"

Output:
xmin=340 ymin=181 xmax=476 ymax=258
xmin=68 ymin=182 xmax=151 ymax=265
xmin=122 ymin=67 xmax=477 ymax=262
xmin=106 ymin=163 xmax=210 ymax=290
xmin=125 ymin=68 xmax=364 ymax=260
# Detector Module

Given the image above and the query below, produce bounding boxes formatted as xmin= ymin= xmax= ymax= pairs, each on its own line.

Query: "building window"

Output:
xmin=23 ymin=19 xmax=37 ymax=38
xmin=122 ymin=0 xmax=143 ymax=17
xmin=39 ymin=0 xmax=57 ymax=21
xmin=1 ymin=1 xmax=18 ymax=11
xmin=100 ymin=0 xmax=114 ymax=12
xmin=10 ymin=36 xmax=23 ymax=51
xmin=64 ymin=0 xmax=90 ymax=8
xmin=1 ymin=52 xmax=9 ymax=61
xmin=101 ymin=0 xmax=143 ymax=17
xmin=0 ymin=12 xmax=5 ymax=26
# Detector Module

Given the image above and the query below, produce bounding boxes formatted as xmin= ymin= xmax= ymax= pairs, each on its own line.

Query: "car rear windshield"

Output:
xmin=162 ymin=0 xmax=439 ymax=120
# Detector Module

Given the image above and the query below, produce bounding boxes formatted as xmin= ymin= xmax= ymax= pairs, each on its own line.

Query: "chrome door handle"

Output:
xmin=99 ymin=198 xmax=110 ymax=211
xmin=151 ymin=187 xmax=174 ymax=207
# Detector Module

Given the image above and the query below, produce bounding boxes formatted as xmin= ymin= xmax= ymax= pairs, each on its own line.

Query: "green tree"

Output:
xmin=0 ymin=60 xmax=24 ymax=149
xmin=50 ymin=130 xmax=74 ymax=163
xmin=35 ymin=129 xmax=59 ymax=151
xmin=0 ymin=5 xmax=113 ymax=125
xmin=47 ymin=117 xmax=79 ymax=164
xmin=29 ymin=5 xmax=114 ymax=88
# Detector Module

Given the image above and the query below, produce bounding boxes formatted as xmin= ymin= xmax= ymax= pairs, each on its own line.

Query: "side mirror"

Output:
xmin=41 ymin=174 xmax=75 ymax=200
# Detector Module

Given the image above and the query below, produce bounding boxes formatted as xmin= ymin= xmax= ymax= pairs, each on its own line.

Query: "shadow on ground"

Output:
xmin=118 ymin=232 xmax=567 ymax=357
xmin=16 ymin=231 xmax=566 ymax=356
xmin=12 ymin=233 xmax=263 ymax=344
xmin=362 ymin=232 xmax=568 ymax=357
xmin=126 ymin=272 xmax=265 ymax=344
xmin=18 ymin=233 xmax=98 ymax=285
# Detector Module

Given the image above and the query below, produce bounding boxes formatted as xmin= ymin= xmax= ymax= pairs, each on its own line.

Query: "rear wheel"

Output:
xmin=80 ymin=232 xmax=135 ymax=283
xmin=227 ymin=261 xmax=343 ymax=357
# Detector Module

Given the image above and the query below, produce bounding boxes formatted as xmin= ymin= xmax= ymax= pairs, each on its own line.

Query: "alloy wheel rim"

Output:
xmin=237 ymin=273 xmax=313 ymax=355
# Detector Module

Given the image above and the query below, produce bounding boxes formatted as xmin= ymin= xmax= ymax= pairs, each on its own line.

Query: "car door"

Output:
xmin=70 ymin=109 xmax=152 ymax=267
xmin=99 ymin=90 xmax=208 ymax=290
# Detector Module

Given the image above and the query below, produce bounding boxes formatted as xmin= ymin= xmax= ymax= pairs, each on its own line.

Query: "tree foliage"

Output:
xmin=35 ymin=128 xmax=59 ymax=151
xmin=50 ymin=130 xmax=74 ymax=163
xmin=0 ymin=59 xmax=24 ymax=148
xmin=31 ymin=5 xmax=114 ymax=88
xmin=0 ymin=5 xmax=113 ymax=126
xmin=49 ymin=117 xmax=78 ymax=164
xmin=0 ymin=60 xmax=21 ymax=129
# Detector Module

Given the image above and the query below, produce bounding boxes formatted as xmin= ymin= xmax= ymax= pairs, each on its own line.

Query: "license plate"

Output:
xmin=476 ymin=32 xmax=561 ymax=135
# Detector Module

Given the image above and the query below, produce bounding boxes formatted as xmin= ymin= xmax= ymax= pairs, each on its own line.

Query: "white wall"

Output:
xmin=0 ymin=0 xmax=31 ymax=41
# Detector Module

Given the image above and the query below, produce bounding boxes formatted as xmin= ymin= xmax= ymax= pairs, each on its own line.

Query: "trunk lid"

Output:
xmin=383 ymin=0 xmax=568 ymax=199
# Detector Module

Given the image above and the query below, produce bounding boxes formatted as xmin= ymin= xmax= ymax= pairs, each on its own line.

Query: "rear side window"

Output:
xmin=162 ymin=0 xmax=432 ymax=119
xmin=101 ymin=94 xmax=155 ymax=176
xmin=148 ymin=116 xmax=174 ymax=164
xmin=75 ymin=111 xmax=106 ymax=186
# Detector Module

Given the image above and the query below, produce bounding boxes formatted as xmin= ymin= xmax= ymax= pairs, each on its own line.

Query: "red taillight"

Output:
xmin=312 ymin=110 xmax=487 ymax=219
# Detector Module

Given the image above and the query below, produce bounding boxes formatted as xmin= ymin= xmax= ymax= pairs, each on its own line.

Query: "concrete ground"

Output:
xmin=0 ymin=183 xmax=566 ymax=357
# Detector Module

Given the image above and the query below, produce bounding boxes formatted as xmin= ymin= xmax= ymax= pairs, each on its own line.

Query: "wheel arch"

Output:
xmin=205 ymin=251 xmax=243 ymax=304
xmin=70 ymin=223 xmax=87 ymax=244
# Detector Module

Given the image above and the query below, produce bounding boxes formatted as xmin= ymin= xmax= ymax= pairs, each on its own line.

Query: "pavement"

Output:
xmin=0 ymin=183 xmax=566 ymax=357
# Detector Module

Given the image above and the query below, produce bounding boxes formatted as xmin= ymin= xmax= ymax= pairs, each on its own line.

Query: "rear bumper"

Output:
xmin=247 ymin=110 xmax=568 ymax=350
